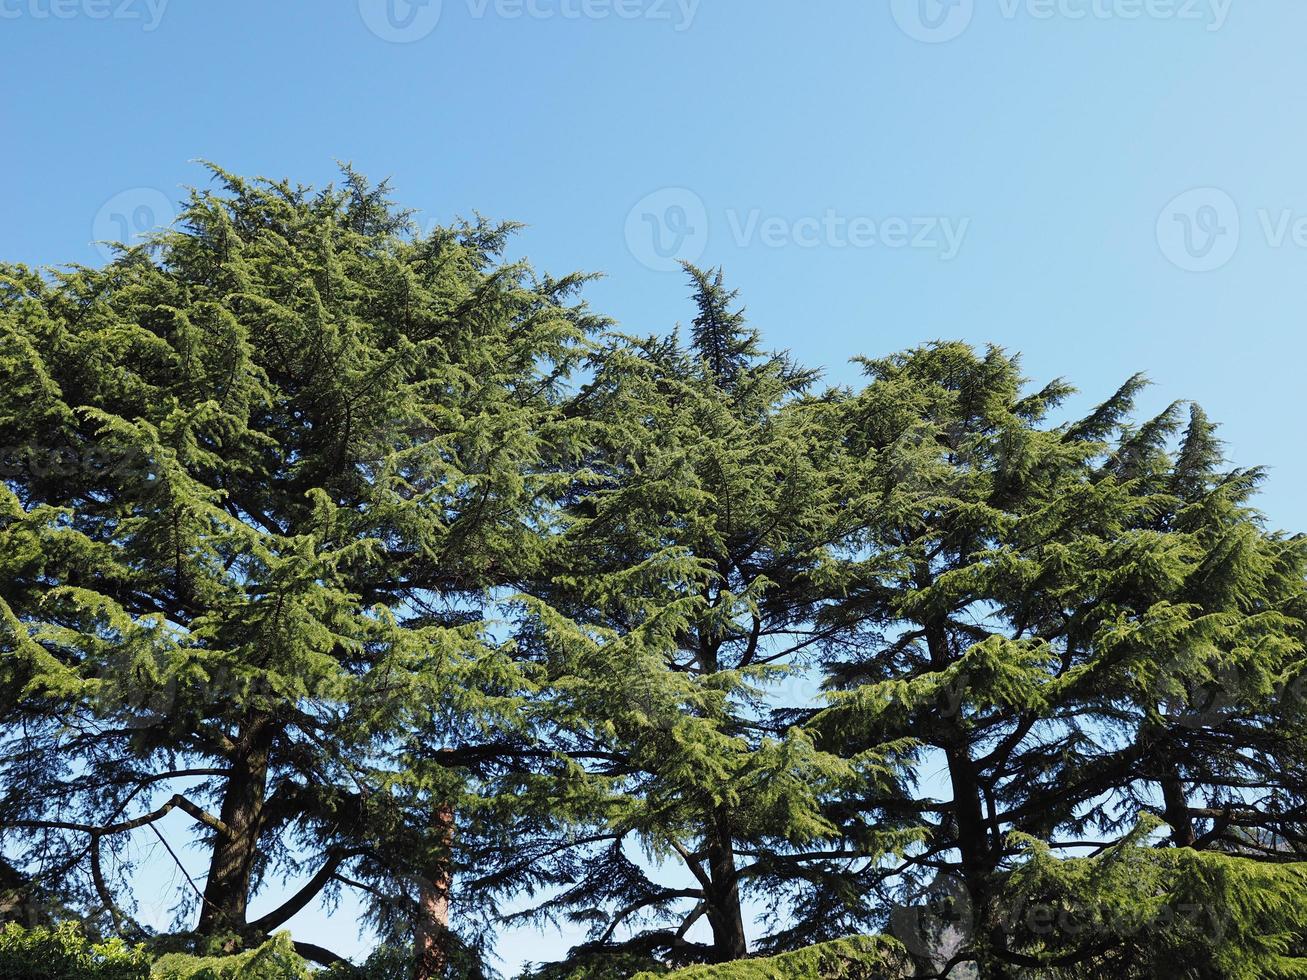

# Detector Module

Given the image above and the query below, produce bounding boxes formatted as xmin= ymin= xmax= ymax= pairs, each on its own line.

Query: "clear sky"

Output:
xmin=3 ymin=0 xmax=1305 ymax=972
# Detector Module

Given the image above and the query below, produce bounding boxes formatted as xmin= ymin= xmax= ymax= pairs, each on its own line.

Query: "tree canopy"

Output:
xmin=1 ymin=167 xmax=1305 ymax=980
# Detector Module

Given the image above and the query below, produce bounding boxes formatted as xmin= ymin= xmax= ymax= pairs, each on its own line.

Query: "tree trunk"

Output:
xmin=1160 ymin=766 xmax=1196 ymax=847
xmin=197 ymin=713 xmax=274 ymax=935
xmin=926 ymin=619 xmax=1011 ymax=977
xmin=414 ymin=803 xmax=455 ymax=980
xmin=704 ymin=806 xmax=748 ymax=963
xmin=944 ymin=742 xmax=992 ymax=898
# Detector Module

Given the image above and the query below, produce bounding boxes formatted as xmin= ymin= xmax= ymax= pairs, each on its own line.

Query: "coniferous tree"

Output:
xmin=3 ymin=170 xmax=1307 ymax=980
xmin=0 ymin=166 xmax=600 ymax=968
xmin=516 ymin=267 xmax=903 ymax=968
xmin=812 ymin=343 xmax=1307 ymax=976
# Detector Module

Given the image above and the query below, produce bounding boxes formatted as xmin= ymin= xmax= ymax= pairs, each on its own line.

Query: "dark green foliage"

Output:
xmin=631 ymin=936 xmax=905 ymax=979
xmin=515 ymin=266 xmax=882 ymax=963
xmin=812 ymin=342 xmax=1307 ymax=975
xmin=2 ymin=167 xmax=1306 ymax=980
xmin=996 ymin=824 xmax=1307 ymax=978
xmin=519 ymin=948 xmax=667 ymax=980
xmin=0 ymin=164 xmax=600 ymax=957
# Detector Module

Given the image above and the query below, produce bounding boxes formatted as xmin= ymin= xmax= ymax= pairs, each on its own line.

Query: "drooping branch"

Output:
xmin=88 ymin=837 xmax=130 ymax=935
xmin=293 ymin=940 xmax=350 ymax=968
xmin=7 ymin=794 xmax=230 ymax=840
xmin=246 ymin=848 xmax=368 ymax=934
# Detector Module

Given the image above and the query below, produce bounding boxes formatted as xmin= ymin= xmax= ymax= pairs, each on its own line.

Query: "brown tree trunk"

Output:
xmin=414 ymin=804 xmax=455 ymax=980
xmin=197 ymin=713 xmax=274 ymax=935
xmin=704 ymin=806 xmax=748 ymax=963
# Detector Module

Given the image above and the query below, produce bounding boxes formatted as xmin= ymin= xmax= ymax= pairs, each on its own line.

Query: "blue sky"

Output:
xmin=3 ymin=0 xmax=1305 ymax=971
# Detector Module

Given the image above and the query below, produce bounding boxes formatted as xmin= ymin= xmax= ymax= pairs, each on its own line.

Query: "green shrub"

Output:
xmin=149 ymin=932 xmax=310 ymax=980
xmin=633 ymin=937 xmax=906 ymax=980
xmin=0 ymin=922 xmax=151 ymax=980
xmin=518 ymin=949 xmax=666 ymax=980
xmin=315 ymin=944 xmax=413 ymax=980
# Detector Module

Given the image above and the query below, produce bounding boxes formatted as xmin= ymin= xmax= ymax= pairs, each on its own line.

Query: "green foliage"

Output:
xmin=0 ymin=163 xmax=602 ymax=949
xmin=3 ymin=167 xmax=1307 ymax=980
xmin=0 ymin=922 xmax=150 ymax=980
xmin=812 ymin=341 xmax=1307 ymax=973
xmin=631 ymin=937 xmax=905 ymax=979
xmin=314 ymin=944 xmax=411 ymax=980
xmin=150 ymin=932 xmax=309 ymax=980
xmin=515 ymin=265 xmax=879 ymax=961
xmin=518 ymin=948 xmax=667 ymax=980
xmin=999 ymin=830 xmax=1307 ymax=978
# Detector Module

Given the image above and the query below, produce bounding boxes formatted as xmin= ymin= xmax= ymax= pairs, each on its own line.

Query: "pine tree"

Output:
xmin=0 ymin=165 xmax=600 ymax=968
xmin=5 ymin=172 xmax=1307 ymax=980
xmin=811 ymin=342 xmax=1307 ymax=976
xmin=513 ymin=267 xmax=897 ymax=968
